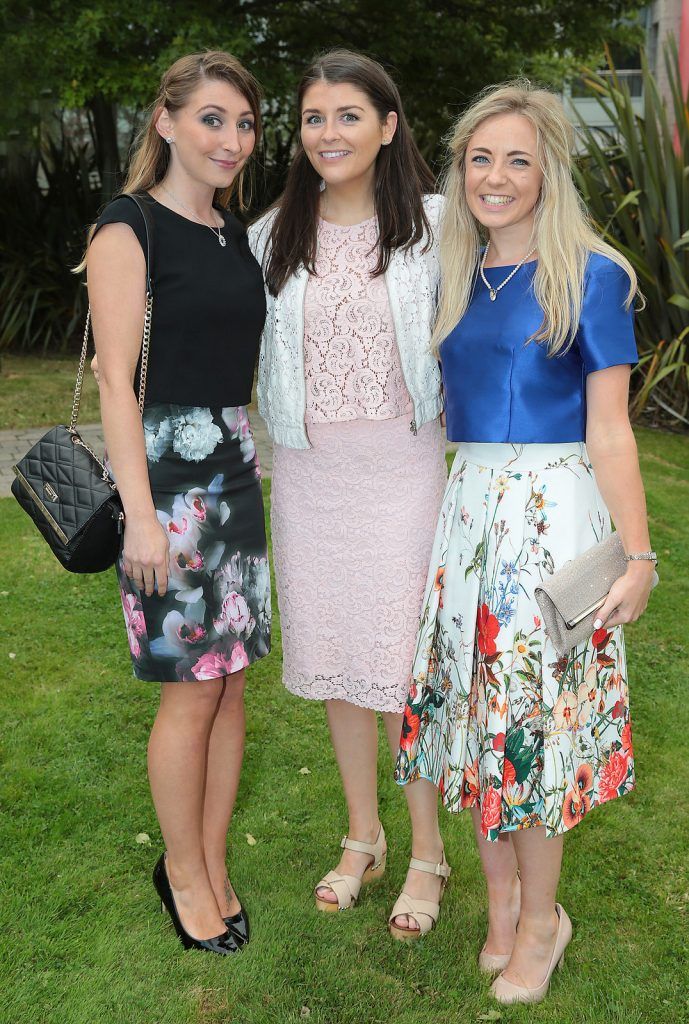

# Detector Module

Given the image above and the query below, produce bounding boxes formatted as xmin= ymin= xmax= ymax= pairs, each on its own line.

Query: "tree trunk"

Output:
xmin=88 ymin=94 xmax=121 ymax=202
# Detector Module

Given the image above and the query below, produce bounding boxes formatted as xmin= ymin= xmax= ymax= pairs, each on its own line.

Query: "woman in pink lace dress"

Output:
xmin=276 ymin=215 xmax=442 ymax=713
xmin=249 ymin=50 xmax=450 ymax=928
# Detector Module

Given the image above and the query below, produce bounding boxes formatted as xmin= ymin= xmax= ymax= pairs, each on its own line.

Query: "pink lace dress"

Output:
xmin=270 ymin=217 xmax=447 ymax=711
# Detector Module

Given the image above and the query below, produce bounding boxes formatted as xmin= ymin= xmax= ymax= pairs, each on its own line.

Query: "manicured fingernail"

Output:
xmin=593 ymin=619 xmax=603 ymax=630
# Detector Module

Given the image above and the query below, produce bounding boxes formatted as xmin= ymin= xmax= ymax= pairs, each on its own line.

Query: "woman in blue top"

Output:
xmin=392 ymin=83 xmax=656 ymax=1002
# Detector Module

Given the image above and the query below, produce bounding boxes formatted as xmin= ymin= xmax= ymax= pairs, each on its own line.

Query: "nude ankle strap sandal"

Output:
xmin=388 ymin=854 xmax=451 ymax=941
xmin=314 ymin=824 xmax=387 ymax=912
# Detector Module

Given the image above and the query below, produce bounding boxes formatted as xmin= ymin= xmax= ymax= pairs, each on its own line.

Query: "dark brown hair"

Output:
xmin=265 ymin=49 xmax=436 ymax=295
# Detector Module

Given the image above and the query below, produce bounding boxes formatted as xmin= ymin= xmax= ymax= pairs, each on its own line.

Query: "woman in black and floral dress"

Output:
xmin=84 ymin=52 xmax=269 ymax=955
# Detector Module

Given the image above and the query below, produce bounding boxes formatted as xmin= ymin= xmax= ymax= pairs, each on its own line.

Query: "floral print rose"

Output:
xmin=172 ymin=409 xmax=223 ymax=462
xmin=143 ymin=406 xmax=225 ymax=464
xmin=214 ymin=591 xmax=255 ymax=639
xmin=192 ymin=641 xmax=249 ymax=680
xmin=222 ymin=405 xmax=257 ymax=467
xmin=121 ymin=591 xmax=146 ymax=659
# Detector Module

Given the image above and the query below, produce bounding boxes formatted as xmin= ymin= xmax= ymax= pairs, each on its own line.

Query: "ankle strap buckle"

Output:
xmin=409 ymin=855 xmax=451 ymax=879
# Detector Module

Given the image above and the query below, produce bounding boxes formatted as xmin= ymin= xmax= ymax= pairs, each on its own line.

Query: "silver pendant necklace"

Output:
xmin=160 ymin=185 xmax=227 ymax=247
xmin=480 ymin=241 xmax=537 ymax=301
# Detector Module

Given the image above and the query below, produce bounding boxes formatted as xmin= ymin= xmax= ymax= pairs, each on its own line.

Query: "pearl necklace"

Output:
xmin=160 ymin=185 xmax=227 ymax=247
xmin=480 ymin=241 xmax=537 ymax=301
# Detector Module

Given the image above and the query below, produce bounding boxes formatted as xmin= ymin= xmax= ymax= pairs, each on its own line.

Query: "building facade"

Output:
xmin=566 ymin=0 xmax=686 ymax=131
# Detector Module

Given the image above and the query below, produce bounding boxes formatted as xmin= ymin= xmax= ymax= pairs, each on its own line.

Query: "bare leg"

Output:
xmin=316 ymin=699 xmax=382 ymax=903
xmin=202 ymin=669 xmax=246 ymax=918
xmin=148 ymin=679 xmax=227 ymax=940
xmin=470 ymin=807 xmax=521 ymax=954
xmin=501 ymin=825 xmax=563 ymax=987
xmin=383 ymin=712 xmax=445 ymax=931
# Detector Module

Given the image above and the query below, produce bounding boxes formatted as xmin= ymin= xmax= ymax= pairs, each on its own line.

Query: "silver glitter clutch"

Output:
xmin=534 ymin=533 xmax=659 ymax=657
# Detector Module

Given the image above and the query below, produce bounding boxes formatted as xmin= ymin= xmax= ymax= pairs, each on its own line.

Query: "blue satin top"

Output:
xmin=441 ymin=253 xmax=638 ymax=443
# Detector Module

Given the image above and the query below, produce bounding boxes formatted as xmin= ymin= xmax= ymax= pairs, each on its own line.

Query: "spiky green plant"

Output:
xmin=0 ymin=125 xmax=99 ymax=353
xmin=573 ymin=38 xmax=689 ymax=425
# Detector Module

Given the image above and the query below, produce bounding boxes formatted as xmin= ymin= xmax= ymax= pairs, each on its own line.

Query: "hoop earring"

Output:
xmin=237 ymin=167 xmax=253 ymax=212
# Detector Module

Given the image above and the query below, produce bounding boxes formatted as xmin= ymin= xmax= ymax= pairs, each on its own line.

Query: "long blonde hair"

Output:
xmin=76 ymin=51 xmax=262 ymax=272
xmin=433 ymin=80 xmax=638 ymax=355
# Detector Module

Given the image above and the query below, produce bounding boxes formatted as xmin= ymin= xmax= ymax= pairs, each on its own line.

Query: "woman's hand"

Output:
xmin=593 ymin=561 xmax=655 ymax=631
xmin=91 ymin=353 xmax=100 ymax=385
xmin=122 ymin=515 xmax=170 ymax=598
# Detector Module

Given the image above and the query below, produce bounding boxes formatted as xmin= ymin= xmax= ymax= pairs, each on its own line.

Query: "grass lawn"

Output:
xmin=0 ymin=353 xmax=101 ymax=430
xmin=1 ymin=430 xmax=688 ymax=1024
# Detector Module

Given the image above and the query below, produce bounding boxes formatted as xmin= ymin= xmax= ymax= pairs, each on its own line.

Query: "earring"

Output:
xmin=165 ymin=137 xmax=174 ymax=144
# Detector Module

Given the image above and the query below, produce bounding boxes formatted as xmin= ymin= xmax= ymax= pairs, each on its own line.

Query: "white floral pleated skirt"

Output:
xmin=395 ymin=442 xmax=635 ymax=840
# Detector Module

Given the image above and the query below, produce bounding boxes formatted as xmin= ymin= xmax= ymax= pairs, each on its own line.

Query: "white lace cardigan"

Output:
xmin=247 ymin=193 xmax=444 ymax=450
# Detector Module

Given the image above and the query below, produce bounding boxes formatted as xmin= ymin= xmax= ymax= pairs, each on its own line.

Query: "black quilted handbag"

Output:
xmin=11 ymin=194 xmax=154 ymax=573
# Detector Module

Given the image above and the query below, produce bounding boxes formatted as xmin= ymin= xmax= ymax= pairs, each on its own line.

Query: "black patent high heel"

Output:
xmin=224 ymin=902 xmax=250 ymax=947
xmin=152 ymin=853 xmax=240 ymax=956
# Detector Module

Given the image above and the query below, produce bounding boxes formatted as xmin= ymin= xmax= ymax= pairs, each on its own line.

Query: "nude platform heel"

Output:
xmin=478 ymin=871 xmax=521 ymax=974
xmin=490 ymin=903 xmax=572 ymax=1004
xmin=478 ymin=948 xmax=512 ymax=975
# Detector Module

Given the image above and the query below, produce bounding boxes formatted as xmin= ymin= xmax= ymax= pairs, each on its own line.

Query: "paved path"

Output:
xmin=0 ymin=410 xmax=274 ymax=498
xmin=1 ymin=413 xmax=456 ymax=498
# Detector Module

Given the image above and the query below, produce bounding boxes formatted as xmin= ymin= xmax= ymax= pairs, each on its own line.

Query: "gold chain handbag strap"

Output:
xmin=68 ymin=294 xmax=152 ymax=431
xmin=69 ymin=192 xmax=154 ymax=432
xmin=137 ymin=292 xmax=153 ymax=414
xmin=68 ymin=308 xmax=93 ymax=432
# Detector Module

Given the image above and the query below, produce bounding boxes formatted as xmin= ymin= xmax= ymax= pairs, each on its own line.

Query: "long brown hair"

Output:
xmin=124 ymin=50 xmax=262 ymax=208
xmin=76 ymin=51 xmax=262 ymax=271
xmin=265 ymin=49 xmax=436 ymax=296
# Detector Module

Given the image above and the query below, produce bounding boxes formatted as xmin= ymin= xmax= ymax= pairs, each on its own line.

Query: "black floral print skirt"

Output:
xmin=116 ymin=405 xmax=271 ymax=682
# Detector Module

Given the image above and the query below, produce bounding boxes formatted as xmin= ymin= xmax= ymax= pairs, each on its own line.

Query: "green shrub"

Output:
xmin=0 ymin=124 xmax=100 ymax=353
xmin=574 ymin=40 xmax=689 ymax=426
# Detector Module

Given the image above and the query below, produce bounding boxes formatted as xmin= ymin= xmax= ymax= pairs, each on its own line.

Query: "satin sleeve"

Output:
xmin=576 ymin=256 xmax=638 ymax=374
